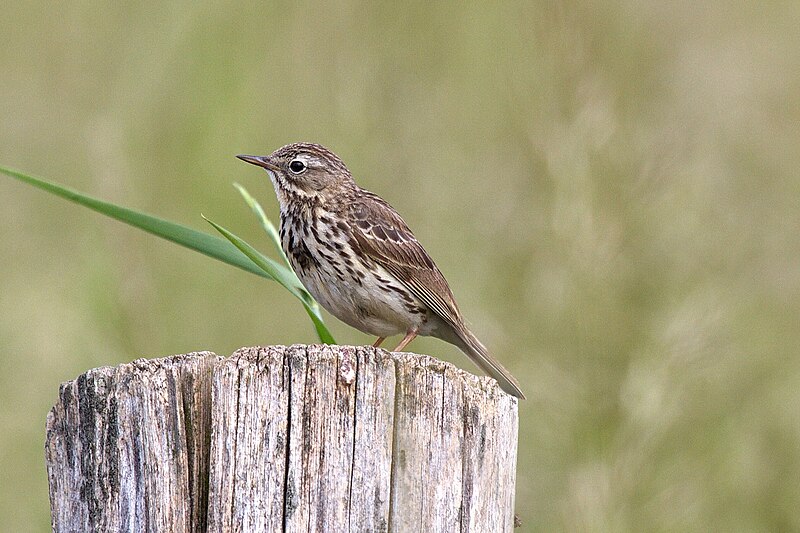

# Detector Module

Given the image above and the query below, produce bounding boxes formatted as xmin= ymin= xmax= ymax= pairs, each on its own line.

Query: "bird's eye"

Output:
xmin=289 ymin=159 xmax=307 ymax=174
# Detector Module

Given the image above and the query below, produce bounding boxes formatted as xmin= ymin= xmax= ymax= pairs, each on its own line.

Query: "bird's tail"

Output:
xmin=444 ymin=324 xmax=526 ymax=399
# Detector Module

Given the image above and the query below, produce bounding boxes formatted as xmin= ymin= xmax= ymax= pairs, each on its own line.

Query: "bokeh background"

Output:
xmin=2 ymin=1 xmax=799 ymax=531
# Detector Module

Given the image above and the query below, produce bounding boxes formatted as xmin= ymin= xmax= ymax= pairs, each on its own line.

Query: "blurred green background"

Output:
xmin=2 ymin=1 xmax=799 ymax=531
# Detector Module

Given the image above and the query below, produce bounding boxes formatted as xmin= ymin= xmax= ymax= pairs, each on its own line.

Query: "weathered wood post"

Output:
xmin=45 ymin=345 xmax=519 ymax=532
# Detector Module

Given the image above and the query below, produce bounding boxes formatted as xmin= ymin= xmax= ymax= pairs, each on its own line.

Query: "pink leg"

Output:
xmin=392 ymin=328 xmax=418 ymax=352
xmin=372 ymin=337 xmax=386 ymax=348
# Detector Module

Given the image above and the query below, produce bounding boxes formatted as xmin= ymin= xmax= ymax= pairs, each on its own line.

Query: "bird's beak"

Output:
xmin=236 ymin=154 xmax=279 ymax=171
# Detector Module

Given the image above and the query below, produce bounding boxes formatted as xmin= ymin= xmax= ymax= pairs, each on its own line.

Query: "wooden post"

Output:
xmin=45 ymin=345 xmax=519 ymax=532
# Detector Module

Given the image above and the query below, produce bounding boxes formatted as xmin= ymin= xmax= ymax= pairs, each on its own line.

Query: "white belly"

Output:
xmin=297 ymin=261 xmax=423 ymax=338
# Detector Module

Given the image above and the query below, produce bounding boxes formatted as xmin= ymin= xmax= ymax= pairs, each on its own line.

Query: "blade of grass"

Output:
xmin=0 ymin=164 xmax=283 ymax=281
xmin=233 ymin=183 xmax=292 ymax=269
xmin=203 ymin=215 xmax=336 ymax=344
xmin=233 ymin=183 xmax=325 ymax=320
xmin=1 ymin=163 xmax=333 ymax=342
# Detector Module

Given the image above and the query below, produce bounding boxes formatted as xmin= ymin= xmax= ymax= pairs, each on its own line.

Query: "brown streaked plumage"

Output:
xmin=237 ymin=143 xmax=525 ymax=399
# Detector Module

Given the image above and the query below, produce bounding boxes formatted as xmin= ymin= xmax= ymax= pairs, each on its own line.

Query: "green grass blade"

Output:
xmin=233 ymin=183 xmax=292 ymax=269
xmin=203 ymin=215 xmax=336 ymax=344
xmin=233 ymin=183 xmax=325 ymax=319
xmin=1 ymin=163 xmax=333 ymax=343
xmin=0 ymin=164 xmax=273 ymax=280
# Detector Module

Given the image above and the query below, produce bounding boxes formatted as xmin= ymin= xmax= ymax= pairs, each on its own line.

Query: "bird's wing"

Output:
xmin=348 ymin=192 xmax=463 ymax=328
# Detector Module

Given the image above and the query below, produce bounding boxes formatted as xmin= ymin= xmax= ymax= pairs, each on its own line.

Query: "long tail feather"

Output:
xmin=442 ymin=325 xmax=526 ymax=399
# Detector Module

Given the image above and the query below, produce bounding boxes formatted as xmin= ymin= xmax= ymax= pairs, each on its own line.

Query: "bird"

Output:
xmin=237 ymin=143 xmax=525 ymax=399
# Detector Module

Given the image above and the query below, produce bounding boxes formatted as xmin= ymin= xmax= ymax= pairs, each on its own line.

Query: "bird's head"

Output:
xmin=237 ymin=142 xmax=355 ymax=206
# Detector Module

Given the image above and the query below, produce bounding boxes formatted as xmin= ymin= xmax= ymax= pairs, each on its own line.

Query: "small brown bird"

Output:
xmin=237 ymin=143 xmax=525 ymax=399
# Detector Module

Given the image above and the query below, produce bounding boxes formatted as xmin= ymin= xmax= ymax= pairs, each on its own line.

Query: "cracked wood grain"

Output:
xmin=46 ymin=345 xmax=518 ymax=532
xmin=45 ymin=352 xmax=220 ymax=533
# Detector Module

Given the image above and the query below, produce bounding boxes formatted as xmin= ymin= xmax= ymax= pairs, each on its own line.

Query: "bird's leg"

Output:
xmin=372 ymin=337 xmax=386 ymax=347
xmin=392 ymin=328 xmax=418 ymax=352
